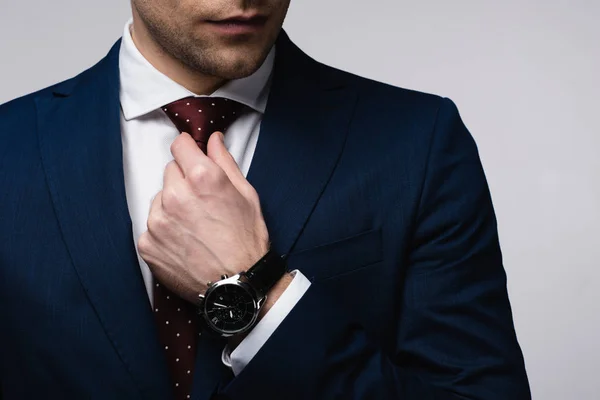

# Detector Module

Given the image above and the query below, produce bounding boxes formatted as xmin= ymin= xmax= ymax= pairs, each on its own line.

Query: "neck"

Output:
xmin=130 ymin=14 xmax=225 ymax=95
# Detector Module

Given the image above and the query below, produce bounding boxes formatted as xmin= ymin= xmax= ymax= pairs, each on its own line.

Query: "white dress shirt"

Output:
xmin=118 ymin=19 xmax=311 ymax=376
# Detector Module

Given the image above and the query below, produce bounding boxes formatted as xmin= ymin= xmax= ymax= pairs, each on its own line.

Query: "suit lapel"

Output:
xmin=247 ymin=31 xmax=358 ymax=257
xmin=36 ymin=40 xmax=172 ymax=399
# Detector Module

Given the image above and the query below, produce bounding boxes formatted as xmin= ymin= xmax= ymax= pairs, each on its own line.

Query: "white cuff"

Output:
xmin=221 ymin=269 xmax=311 ymax=376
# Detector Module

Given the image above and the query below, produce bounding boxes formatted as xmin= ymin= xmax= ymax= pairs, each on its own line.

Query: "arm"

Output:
xmin=220 ymin=98 xmax=531 ymax=399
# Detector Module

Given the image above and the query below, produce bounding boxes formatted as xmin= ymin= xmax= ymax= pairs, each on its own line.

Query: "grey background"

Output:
xmin=1 ymin=1 xmax=599 ymax=398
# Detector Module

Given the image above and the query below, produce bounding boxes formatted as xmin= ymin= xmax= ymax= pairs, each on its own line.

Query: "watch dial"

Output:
xmin=205 ymin=284 xmax=256 ymax=333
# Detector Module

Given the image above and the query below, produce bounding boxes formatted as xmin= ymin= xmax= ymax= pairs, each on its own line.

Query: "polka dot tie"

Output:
xmin=153 ymin=282 xmax=200 ymax=400
xmin=155 ymin=96 xmax=246 ymax=399
xmin=162 ymin=96 xmax=248 ymax=153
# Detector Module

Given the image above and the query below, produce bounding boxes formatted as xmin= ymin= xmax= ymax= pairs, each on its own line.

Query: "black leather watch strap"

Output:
xmin=244 ymin=250 xmax=287 ymax=297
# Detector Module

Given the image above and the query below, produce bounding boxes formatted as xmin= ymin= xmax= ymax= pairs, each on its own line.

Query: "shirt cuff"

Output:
xmin=221 ymin=269 xmax=311 ymax=376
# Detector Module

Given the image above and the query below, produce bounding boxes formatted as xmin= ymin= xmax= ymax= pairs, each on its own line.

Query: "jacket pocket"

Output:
xmin=286 ymin=228 xmax=383 ymax=281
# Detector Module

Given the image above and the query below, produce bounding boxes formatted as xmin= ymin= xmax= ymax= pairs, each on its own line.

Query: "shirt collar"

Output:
xmin=119 ymin=18 xmax=274 ymax=121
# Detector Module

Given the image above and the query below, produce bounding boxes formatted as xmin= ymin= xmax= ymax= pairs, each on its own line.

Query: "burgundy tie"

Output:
xmin=154 ymin=96 xmax=246 ymax=400
xmin=162 ymin=96 xmax=247 ymax=153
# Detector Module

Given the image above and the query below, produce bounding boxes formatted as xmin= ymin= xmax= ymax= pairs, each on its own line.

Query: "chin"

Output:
xmin=212 ymin=50 xmax=269 ymax=80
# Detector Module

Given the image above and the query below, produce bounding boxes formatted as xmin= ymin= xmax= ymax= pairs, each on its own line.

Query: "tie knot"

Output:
xmin=162 ymin=96 xmax=247 ymax=153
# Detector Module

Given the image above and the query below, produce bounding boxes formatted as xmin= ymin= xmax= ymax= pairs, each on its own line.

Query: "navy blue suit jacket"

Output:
xmin=0 ymin=32 xmax=530 ymax=399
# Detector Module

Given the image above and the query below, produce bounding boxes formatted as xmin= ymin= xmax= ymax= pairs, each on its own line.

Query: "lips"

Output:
xmin=205 ymin=15 xmax=268 ymax=35
xmin=208 ymin=15 xmax=267 ymax=25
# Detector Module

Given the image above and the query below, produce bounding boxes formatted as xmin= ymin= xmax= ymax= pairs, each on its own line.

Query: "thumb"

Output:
xmin=207 ymin=131 xmax=248 ymax=194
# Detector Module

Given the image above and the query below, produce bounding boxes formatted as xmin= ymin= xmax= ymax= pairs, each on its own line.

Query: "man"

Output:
xmin=0 ymin=0 xmax=531 ymax=399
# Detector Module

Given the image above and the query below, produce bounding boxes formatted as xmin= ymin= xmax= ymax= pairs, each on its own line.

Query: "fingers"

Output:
xmin=170 ymin=131 xmax=258 ymax=202
xmin=163 ymin=159 xmax=184 ymax=189
xmin=147 ymin=191 xmax=163 ymax=230
xmin=170 ymin=132 xmax=210 ymax=178
xmin=138 ymin=191 xmax=163 ymax=258
xmin=207 ymin=131 xmax=250 ymax=195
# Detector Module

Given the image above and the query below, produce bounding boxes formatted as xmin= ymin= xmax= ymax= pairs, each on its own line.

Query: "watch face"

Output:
xmin=204 ymin=283 xmax=257 ymax=334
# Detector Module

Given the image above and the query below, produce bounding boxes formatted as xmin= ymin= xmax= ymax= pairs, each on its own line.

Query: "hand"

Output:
xmin=138 ymin=131 xmax=270 ymax=304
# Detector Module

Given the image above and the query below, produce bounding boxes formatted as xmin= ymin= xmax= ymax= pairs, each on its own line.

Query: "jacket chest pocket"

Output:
xmin=285 ymin=228 xmax=383 ymax=282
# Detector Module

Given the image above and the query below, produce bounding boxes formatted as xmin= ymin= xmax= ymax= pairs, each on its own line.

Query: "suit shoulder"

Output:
xmin=0 ymin=77 xmax=74 ymax=118
xmin=315 ymin=62 xmax=446 ymax=113
xmin=0 ymin=92 xmax=36 ymax=121
xmin=312 ymin=62 xmax=463 ymax=144
xmin=0 ymin=92 xmax=37 ymax=139
xmin=0 ymin=75 xmax=80 ymax=137
xmin=311 ymin=62 xmax=468 ymax=162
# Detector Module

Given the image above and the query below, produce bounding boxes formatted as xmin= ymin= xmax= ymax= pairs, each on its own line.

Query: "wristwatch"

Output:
xmin=197 ymin=250 xmax=287 ymax=337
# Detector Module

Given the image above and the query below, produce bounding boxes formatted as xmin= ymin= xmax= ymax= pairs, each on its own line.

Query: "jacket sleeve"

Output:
xmin=219 ymin=98 xmax=531 ymax=400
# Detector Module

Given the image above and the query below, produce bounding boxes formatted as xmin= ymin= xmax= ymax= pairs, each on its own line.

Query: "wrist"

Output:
xmin=259 ymin=271 xmax=294 ymax=318
xmin=228 ymin=271 xmax=294 ymax=349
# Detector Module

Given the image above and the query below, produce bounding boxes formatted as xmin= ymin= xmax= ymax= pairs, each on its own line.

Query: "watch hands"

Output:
xmin=213 ymin=303 xmax=228 ymax=308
